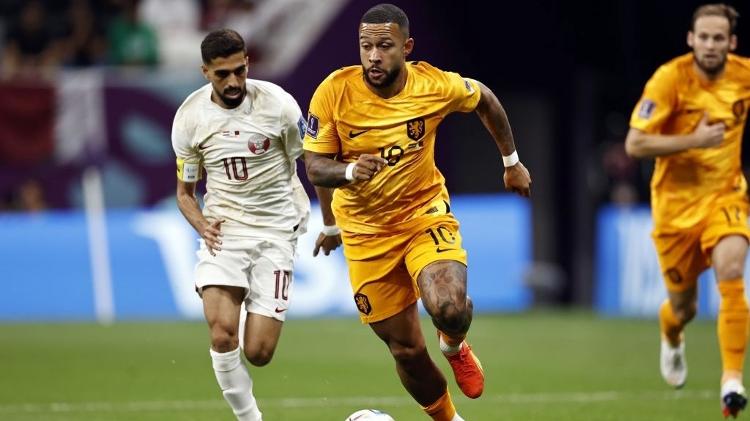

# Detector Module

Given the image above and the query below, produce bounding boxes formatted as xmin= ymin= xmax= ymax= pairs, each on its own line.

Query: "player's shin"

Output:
xmin=421 ymin=389 xmax=463 ymax=421
xmin=210 ymin=347 xmax=262 ymax=421
xmin=718 ymin=279 xmax=750 ymax=378
xmin=659 ymin=299 xmax=685 ymax=346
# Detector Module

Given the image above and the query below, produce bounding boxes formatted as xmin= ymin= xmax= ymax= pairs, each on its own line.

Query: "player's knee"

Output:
xmin=673 ymin=303 xmax=697 ymax=324
xmin=716 ymin=261 xmax=745 ymax=281
xmin=244 ymin=345 xmax=275 ymax=367
xmin=389 ymin=342 xmax=427 ymax=366
xmin=210 ymin=327 xmax=239 ymax=353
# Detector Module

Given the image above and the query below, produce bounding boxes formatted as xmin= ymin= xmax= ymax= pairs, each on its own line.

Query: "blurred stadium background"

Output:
xmin=0 ymin=0 xmax=748 ymax=419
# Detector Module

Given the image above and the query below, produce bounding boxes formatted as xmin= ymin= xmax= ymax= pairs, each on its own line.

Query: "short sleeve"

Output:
xmin=442 ymin=71 xmax=481 ymax=115
xmin=171 ymin=108 xmax=201 ymax=182
xmin=279 ymin=92 xmax=305 ymax=160
xmin=303 ymin=77 xmax=340 ymax=155
xmin=629 ymin=65 xmax=677 ymax=133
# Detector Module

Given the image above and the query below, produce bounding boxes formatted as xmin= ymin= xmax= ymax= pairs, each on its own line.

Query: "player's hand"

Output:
xmin=503 ymin=162 xmax=531 ymax=197
xmin=692 ymin=112 xmax=725 ymax=148
xmin=349 ymin=154 xmax=388 ymax=183
xmin=313 ymin=232 xmax=342 ymax=257
xmin=201 ymin=219 xmax=224 ymax=256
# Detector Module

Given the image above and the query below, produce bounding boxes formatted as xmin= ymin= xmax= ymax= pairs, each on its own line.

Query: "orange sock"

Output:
xmin=422 ymin=390 xmax=456 ymax=421
xmin=718 ymin=279 xmax=750 ymax=373
xmin=659 ymin=299 xmax=683 ymax=346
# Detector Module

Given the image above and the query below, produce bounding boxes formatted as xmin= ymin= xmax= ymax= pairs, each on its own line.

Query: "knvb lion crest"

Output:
xmin=406 ymin=117 xmax=425 ymax=140
xmin=733 ymin=99 xmax=746 ymax=122
xmin=354 ymin=293 xmax=372 ymax=315
xmin=665 ymin=268 xmax=682 ymax=284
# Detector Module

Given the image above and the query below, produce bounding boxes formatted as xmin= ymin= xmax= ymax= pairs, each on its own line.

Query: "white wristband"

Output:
xmin=344 ymin=162 xmax=356 ymax=181
xmin=321 ymin=224 xmax=340 ymax=236
xmin=502 ymin=150 xmax=519 ymax=167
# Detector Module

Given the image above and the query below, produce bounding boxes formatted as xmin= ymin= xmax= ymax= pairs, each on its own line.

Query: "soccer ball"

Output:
xmin=345 ymin=409 xmax=396 ymax=421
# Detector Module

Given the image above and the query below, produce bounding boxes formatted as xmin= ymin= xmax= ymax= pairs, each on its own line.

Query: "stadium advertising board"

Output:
xmin=0 ymin=195 xmax=531 ymax=321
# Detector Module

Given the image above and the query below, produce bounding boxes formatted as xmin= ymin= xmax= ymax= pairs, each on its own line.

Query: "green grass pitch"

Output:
xmin=0 ymin=312 xmax=731 ymax=420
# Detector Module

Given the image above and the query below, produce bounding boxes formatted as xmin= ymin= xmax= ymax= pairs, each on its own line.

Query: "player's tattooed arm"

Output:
xmin=176 ymin=179 xmax=223 ymax=256
xmin=474 ymin=81 xmax=531 ymax=197
xmin=304 ymin=151 xmax=387 ymax=188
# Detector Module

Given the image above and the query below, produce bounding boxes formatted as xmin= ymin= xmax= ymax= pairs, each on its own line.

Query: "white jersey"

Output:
xmin=172 ymin=79 xmax=310 ymax=240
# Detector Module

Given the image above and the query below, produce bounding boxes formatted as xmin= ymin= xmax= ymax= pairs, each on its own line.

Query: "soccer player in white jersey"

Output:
xmin=171 ymin=29 xmax=320 ymax=421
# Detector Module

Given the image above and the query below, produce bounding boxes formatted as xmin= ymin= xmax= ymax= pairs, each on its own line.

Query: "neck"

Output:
xmin=366 ymin=66 xmax=409 ymax=99
xmin=692 ymin=60 xmax=725 ymax=82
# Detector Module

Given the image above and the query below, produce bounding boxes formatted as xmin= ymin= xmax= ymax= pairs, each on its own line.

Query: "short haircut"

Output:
xmin=692 ymin=3 xmax=740 ymax=34
xmin=361 ymin=3 xmax=410 ymax=37
xmin=200 ymin=29 xmax=245 ymax=64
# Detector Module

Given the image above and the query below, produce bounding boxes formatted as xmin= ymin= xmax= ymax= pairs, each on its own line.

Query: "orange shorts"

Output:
xmin=341 ymin=214 xmax=467 ymax=324
xmin=653 ymin=197 xmax=750 ymax=292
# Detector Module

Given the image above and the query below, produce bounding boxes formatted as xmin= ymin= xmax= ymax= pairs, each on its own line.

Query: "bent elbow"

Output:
xmin=624 ymin=142 xmax=640 ymax=158
xmin=304 ymin=161 xmax=323 ymax=186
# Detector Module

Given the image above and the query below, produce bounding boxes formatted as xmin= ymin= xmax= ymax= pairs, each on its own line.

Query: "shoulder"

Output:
xmin=316 ymin=66 xmax=361 ymax=92
xmin=246 ymin=79 xmax=296 ymax=105
xmin=174 ymin=83 xmax=211 ymax=128
xmin=727 ymin=54 xmax=750 ymax=80
xmin=408 ymin=61 xmax=453 ymax=81
xmin=653 ymin=54 xmax=691 ymax=82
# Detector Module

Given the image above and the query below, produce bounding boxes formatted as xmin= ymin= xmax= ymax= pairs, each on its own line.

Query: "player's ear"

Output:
xmin=201 ymin=64 xmax=209 ymax=80
xmin=404 ymin=37 xmax=414 ymax=57
xmin=687 ymin=31 xmax=695 ymax=48
xmin=730 ymin=34 xmax=737 ymax=51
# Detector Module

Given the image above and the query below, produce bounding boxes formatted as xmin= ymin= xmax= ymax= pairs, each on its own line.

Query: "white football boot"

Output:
xmin=660 ymin=336 xmax=687 ymax=388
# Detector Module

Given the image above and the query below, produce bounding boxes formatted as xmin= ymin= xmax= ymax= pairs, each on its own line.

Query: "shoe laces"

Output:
xmin=449 ymin=346 xmax=477 ymax=376
xmin=670 ymin=352 xmax=683 ymax=370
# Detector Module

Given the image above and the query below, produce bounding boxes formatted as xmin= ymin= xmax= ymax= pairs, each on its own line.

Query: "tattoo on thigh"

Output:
xmin=419 ymin=262 xmax=467 ymax=312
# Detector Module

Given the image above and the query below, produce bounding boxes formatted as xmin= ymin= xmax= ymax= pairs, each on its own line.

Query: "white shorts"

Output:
xmin=195 ymin=235 xmax=296 ymax=322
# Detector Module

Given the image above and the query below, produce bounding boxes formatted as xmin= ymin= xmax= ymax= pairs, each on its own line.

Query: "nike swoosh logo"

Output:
xmin=274 ymin=307 xmax=287 ymax=313
xmin=349 ymin=129 xmax=369 ymax=138
xmin=436 ymin=248 xmax=453 ymax=253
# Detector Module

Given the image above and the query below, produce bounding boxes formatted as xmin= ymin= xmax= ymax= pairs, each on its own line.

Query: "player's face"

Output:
xmin=359 ymin=23 xmax=413 ymax=89
xmin=202 ymin=51 xmax=248 ymax=109
xmin=688 ymin=15 xmax=737 ymax=77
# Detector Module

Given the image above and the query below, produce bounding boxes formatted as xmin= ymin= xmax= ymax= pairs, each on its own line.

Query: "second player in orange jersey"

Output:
xmin=626 ymin=3 xmax=750 ymax=418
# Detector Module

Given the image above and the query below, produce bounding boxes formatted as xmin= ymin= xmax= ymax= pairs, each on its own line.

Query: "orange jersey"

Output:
xmin=303 ymin=61 xmax=481 ymax=234
xmin=630 ymin=53 xmax=750 ymax=232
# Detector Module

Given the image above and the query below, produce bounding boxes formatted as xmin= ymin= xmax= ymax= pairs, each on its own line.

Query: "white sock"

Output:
xmin=210 ymin=347 xmax=262 ymax=421
xmin=452 ymin=413 xmax=466 ymax=421
xmin=439 ymin=334 xmax=462 ymax=356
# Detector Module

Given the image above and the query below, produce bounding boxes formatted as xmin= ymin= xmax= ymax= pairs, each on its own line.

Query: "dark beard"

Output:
xmin=695 ymin=54 xmax=727 ymax=78
xmin=216 ymin=87 xmax=245 ymax=108
xmin=363 ymin=64 xmax=401 ymax=89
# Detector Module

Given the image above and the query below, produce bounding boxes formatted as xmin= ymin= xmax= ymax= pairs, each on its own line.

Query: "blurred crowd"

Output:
xmin=0 ymin=0 xmax=261 ymax=79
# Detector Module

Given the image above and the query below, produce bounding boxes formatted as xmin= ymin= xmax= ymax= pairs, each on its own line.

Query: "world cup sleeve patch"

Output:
xmin=638 ymin=99 xmax=656 ymax=119
xmin=306 ymin=113 xmax=319 ymax=138
xmin=297 ymin=116 xmax=307 ymax=140
xmin=463 ymin=78 xmax=475 ymax=94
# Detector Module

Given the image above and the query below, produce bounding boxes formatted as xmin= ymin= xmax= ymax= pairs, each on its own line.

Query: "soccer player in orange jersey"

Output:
xmin=626 ymin=4 xmax=750 ymax=418
xmin=303 ymin=3 xmax=531 ymax=421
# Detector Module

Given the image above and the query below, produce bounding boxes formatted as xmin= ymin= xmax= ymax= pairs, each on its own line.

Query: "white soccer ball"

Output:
xmin=345 ymin=409 xmax=396 ymax=421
